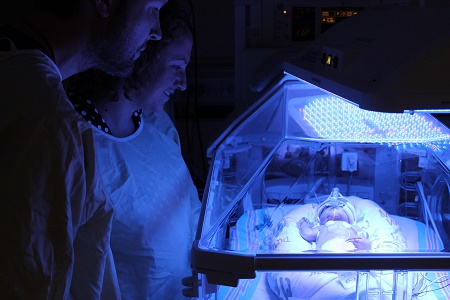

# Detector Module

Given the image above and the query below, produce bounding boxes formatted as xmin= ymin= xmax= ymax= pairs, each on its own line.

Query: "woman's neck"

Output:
xmin=94 ymin=89 xmax=139 ymax=138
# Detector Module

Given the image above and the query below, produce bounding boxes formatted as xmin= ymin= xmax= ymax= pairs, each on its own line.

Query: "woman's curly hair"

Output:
xmin=64 ymin=0 xmax=193 ymax=102
xmin=123 ymin=0 xmax=193 ymax=101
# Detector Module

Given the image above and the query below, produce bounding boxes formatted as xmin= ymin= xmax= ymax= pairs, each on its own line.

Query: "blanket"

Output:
xmin=224 ymin=196 xmax=448 ymax=300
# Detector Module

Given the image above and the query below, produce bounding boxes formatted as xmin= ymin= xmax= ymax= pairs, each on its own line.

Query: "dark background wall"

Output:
xmin=172 ymin=0 xmax=237 ymax=191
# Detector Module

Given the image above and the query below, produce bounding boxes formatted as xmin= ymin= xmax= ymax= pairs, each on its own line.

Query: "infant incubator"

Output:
xmin=186 ymin=7 xmax=450 ymax=300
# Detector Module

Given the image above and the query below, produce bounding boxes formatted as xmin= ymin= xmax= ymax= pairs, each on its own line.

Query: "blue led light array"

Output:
xmin=300 ymin=97 xmax=450 ymax=143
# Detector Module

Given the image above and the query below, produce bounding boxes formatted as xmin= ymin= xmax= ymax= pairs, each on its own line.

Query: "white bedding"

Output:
xmin=270 ymin=196 xmax=407 ymax=253
xmin=217 ymin=197 xmax=449 ymax=300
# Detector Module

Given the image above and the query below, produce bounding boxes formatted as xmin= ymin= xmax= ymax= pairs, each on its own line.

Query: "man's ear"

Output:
xmin=95 ymin=0 xmax=115 ymax=18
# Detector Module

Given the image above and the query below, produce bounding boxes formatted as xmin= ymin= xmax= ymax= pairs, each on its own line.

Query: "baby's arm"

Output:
xmin=347 ymin=234 xmax=371 ymax=250
xmin=297 ymin=217 xmax=319 ymax=242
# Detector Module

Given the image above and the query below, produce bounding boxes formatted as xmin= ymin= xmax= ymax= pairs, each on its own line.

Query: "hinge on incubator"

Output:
xmin=182 ymin=274 xmax=200 ymax=298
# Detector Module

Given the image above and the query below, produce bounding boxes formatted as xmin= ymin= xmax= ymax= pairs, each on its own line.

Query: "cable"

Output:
xmin=413 ymin=272 xmax=450 ymax=298
xmin=399 ymin=171 xmax=422 ymax=191
xmin=185 ymin=0 xmax=207 ymax=186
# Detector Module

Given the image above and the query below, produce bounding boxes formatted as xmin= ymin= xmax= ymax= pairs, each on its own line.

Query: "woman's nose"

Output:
xmin=175 ymin=74 xmax=187 ymax=91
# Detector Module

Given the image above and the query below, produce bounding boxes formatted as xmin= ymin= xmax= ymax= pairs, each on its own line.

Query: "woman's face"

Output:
xmin=319 ymin=206 xmax=350 ymax=224
xmin=135 ymin=32 xmax=193 ymax=112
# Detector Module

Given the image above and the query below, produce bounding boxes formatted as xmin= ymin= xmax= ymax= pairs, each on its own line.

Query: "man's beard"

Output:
xmin=80 ymin=5 xmax=138 ymax=78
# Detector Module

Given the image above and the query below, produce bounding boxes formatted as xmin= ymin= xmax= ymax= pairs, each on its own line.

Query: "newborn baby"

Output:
xmin=297 ymin=188 xmax=371 ymax=251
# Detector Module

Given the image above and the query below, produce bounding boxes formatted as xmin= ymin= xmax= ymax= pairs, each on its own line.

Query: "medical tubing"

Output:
xmin=415 ymin=181 xmax=444 ymax=247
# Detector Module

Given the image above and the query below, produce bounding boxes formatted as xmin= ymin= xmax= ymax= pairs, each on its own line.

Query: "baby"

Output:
xmin=297 ymin=188 xmax=371 ymax=251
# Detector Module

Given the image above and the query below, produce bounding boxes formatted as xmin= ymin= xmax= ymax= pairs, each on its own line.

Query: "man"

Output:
xmin=0 ymin=0 xmax=167 ymax=298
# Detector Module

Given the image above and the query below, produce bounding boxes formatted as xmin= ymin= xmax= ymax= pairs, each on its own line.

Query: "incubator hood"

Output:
xmin=186 ymin=6 xmax=450 ymax=300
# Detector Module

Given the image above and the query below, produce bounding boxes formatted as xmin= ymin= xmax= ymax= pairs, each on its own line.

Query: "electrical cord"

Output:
xmin=413 ymin=272 xmax=450 ymax=298
xmin=184 ymin=0 xmax=207 ymax=186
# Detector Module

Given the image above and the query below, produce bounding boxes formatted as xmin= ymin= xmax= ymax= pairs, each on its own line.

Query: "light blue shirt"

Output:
xmin=93 ymin=110 xmax=201 ymax=300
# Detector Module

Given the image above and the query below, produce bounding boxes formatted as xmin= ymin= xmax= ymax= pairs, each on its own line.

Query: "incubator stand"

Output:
xmin=189 ymin=74 xmax=450 ymax=300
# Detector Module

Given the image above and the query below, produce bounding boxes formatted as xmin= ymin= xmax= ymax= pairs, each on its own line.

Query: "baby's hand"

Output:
xmin=297 ymin=218 xmax=319 ymax=242
xmin=347 ymin=235 xmax=371 ymax=250
xmin=297 ymin=217 xmax=315 ymax=229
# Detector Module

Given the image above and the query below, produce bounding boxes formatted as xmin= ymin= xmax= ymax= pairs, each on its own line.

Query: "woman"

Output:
xmin=65 ymin=0 xmax=201 ymax=298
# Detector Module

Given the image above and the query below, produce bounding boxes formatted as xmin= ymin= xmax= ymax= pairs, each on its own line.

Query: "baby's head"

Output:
xmin=316 ymin=192 xmax=356 ymax=225
xmin=318 ymin=206 xmax=352 ymax=224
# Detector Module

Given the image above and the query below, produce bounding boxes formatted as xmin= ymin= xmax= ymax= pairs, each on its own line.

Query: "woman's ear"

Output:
xmin=95 ymin=0 xmax=115 ymax=18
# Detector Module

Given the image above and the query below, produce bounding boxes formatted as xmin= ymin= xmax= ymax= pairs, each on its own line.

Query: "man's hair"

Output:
xmin=32 ymin=0 xmax=82 ymax=18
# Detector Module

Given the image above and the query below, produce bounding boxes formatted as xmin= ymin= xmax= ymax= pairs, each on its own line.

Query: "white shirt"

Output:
xmin=0 ymin=49 xmax=113 ymax=299
xmin=92 ymin=110 xmax=201 ymax=300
